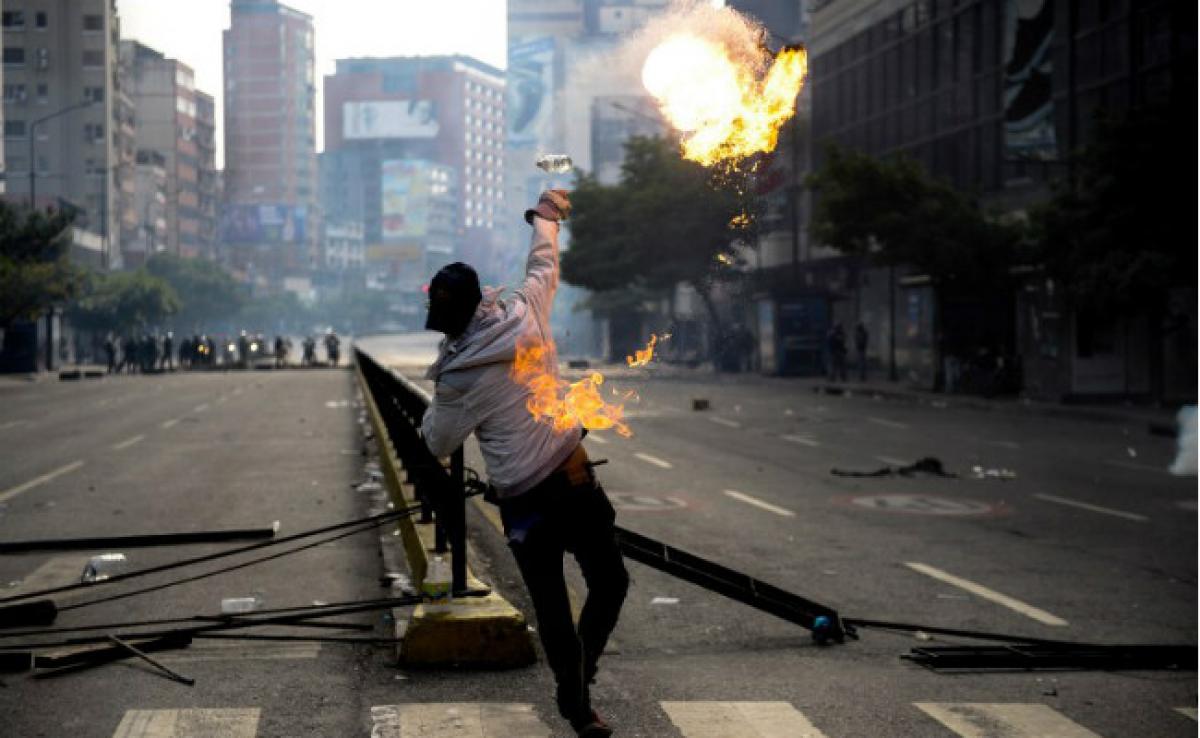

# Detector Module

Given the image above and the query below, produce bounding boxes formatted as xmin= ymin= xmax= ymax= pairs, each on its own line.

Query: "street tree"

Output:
xmin=0 ymin=202 xmax=83 ymax=330
xmin=145 ymin=253 xmax=246 ymax=331
xmin=68 ymin=270 xmax=180 ymax=334
xmin=563 ymin=135 xmax=757 ymax=353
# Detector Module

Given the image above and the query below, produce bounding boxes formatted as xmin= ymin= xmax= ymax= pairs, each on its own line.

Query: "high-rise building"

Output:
xmin=322 ymin=56 xmax=504 ymax=285
xmin=222 ymin=0 xmax=316 ymax=281
xmin=120 ymin=40 xmax=217 ymax=263
xmin=1 ymin=0 xmax=128 ymax=266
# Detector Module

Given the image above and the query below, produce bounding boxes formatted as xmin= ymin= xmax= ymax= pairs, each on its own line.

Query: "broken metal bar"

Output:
xmin=107 ymin=635 xmax=195 ymax=686
xmin=32 ymin=633 xmax=193 ymax=678
xmin=0 ymin=526 xmax=278 ymax=554
xmin=902 ymin=643 xmax=1197 ymax=671
xmin=614 ymin=526 xmax=848 ymax=643
xmin=844 ymin=618 xmax=1079 ymax=647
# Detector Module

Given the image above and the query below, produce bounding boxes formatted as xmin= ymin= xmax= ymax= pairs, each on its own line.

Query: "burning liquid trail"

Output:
xmin=626 ymin=334 xmax=660 ymax=368
xmin=642 ymin=34 xmax=808 ymax=167
xmin=512 ymin=338 xmax=632 ymax=438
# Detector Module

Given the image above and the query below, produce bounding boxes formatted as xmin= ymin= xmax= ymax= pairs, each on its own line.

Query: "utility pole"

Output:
xmin=29 ymin=100 xmax=96 ymax=209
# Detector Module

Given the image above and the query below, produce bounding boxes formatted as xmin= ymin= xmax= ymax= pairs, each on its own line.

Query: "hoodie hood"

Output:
xmin=425 ymin=286 xmax=537 ymax=380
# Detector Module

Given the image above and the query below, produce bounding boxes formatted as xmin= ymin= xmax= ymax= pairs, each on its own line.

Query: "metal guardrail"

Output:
xmin=354 ymin=348 xmax=468 ymax=594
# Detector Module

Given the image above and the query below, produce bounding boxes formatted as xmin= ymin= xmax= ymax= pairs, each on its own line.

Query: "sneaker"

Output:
xmin=573 ymin=709 xmax=613 ymax=738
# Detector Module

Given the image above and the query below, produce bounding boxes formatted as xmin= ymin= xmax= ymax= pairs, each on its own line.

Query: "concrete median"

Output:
xmin=354 ymin=362 xmax=536 ymax=669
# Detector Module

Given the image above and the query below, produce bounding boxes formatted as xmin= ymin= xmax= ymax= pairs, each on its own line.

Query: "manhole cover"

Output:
xmin=842 ymin=494 xmax=1006 ymax=516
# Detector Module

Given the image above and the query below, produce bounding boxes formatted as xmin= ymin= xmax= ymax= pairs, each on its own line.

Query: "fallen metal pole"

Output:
xmin=614 ymin=525 xmax=849 ymax=643
xmin=0 ymin=526 xmax=278 ymax=554
xmin=107 ymin=635 xmax=195 ymax=686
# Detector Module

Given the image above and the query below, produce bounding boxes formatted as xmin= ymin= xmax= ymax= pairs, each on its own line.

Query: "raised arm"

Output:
xmin=516 ymin=189 xmax=571 ymax=329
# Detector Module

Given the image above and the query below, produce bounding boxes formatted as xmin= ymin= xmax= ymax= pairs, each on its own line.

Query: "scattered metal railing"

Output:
xmin=355 ymin=348 xmax=468 ymax=594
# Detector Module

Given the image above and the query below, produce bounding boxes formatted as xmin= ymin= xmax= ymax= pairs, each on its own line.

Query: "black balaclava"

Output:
xmin=425 ymin=262 xmax=482 ymax=337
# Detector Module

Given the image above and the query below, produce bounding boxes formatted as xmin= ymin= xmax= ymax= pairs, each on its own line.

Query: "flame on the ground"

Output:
xmin=626 ymin=334 xmax=661 ymax=368
xmin=512 ymin=337 xmax=632 ymax=438
xmin=642 ymin=35 xmax=807 ymax=167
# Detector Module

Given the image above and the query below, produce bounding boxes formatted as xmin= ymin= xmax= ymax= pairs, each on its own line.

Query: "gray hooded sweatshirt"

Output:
xmin=420 ymin=217 xmax=582 ymax=499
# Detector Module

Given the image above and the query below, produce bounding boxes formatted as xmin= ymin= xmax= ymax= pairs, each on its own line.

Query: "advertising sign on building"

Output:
xmin=221 ymin=204 xmax=308 ymax=244
xmin=381 ymin=159 xmax=434 ymax=240
xmin=507 ymin=37 xmax=557 ymax=148
xmin=343 ymin=100 xmax=439 ymax=140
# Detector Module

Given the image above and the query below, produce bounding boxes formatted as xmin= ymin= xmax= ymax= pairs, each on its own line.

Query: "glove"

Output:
xmin=524 ymin=189 xmax=571 ymax=225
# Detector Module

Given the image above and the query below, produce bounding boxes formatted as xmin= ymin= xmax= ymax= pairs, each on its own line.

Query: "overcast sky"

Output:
xmin=119 ymin=0 xmax=508 ymax=168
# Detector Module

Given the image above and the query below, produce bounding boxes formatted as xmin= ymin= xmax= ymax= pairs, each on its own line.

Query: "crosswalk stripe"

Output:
xmin=661 ymin=701 xmax=828 ymax=738
xmin=915 ymin=703 xmax=1102 ymax=738
xmin=4 ymin=555 xmax=91 ymax=603
xmin=370 ymin=703 xmax=551 ymax=738
xmin=112 ymin=708 xmax=260 ymax=738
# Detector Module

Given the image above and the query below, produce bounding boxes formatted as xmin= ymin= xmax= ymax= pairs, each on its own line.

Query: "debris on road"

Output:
xmin=692 ymin=398 xmax=709 ymax=411
xmin=80 ymin=553 xmax=128 ymax=583
xmin=831 ymin=457 xmax=955 ymax=478
xmin=106 ymin=635 xmax=195 ymax=686
xmin=651 ymin=597 xmax=679 ymax=605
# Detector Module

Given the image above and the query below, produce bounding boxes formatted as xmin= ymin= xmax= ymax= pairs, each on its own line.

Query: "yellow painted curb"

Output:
xmin=355 ymin=361 xmax=536 ymax=669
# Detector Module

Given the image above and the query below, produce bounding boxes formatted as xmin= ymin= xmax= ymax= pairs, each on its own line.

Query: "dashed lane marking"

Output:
xmin=1033 ymin=493 xmax=1148 ymax=522
xmin=587 ymin=434 xmax=609 ymax=444
xmin=709 ymin=416 xmax=742 ymax=428
xmin=112 ymin=434 xmax=146 ymax=451
xmin=915 ymin=703 xmax=1101 ymax=738
xmin=1177 ymin=500 xmax=1197 ymax=512
xmin=868 ymin=416 xmax=909 ymax=429
xmin=112 ymin=708 xmax=260 ymax=738
xmin=634 ymin=452 xmax=673 ymax=469
xmin=0 ymin=460 xmax=85 ymax=504
xmin=661 ymin=701 xmax=829 ymax=738
xmin=0 ymin=419 xmax=30 ymax=430
xmin=781 ymin=434 xmax=820 ymax=447
xmin=905 ymin=562 xmax=1068 ymax=626
xmin=193 ymin=403 xmax=209 ymax=413
xmin=161 ymin=418 xmax=180 ymax=429
xmin=370 ymin=704 xmax=551 ymax=738
xmin=874 ymin=455 xmax=910 ymax=467
xmin=1104 ymin=459 xmax=1172 ymax=475
xmin=723 ymin=490 xmax=795 ymax=518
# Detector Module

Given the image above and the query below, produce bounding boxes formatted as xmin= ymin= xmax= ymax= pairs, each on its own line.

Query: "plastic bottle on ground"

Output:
xmin=81 ymin=553 xmax=128 ymax=583
xmin=422 ymin=556 xmax=452 ymax=605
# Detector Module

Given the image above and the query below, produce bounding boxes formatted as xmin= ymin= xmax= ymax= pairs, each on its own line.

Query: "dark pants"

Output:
xmin=500 ymin=449 xmax=629 ymax=726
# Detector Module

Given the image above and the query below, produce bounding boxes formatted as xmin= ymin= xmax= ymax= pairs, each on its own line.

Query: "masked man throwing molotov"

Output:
xmin=421 ymin=190 xmax=627 ymax=738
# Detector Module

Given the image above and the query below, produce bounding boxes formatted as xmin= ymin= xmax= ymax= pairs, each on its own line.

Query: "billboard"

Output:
xmin=381 ymin=160 xmax=435 ymax=241
xmin=507 ymin=37 xmax=556 ymax=148
xmin=344 ymin=100 xmax=439 ymax=140
xmin=221 ymin=204 xmax=308 ymax=244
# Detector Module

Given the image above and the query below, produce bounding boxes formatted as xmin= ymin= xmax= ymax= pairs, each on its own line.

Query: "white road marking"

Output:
xmin=1033 ymin=493 xmax=1148 ymax=522
xmin=709 ymin=416 xmax=742 ymax=428
xmin=915 ymin=703 xmax=1101 ymax=738
xmin=0 ymin=460 xmax=85 ymax=504
xmin=986 ymin=440 xmax=1021 ymax=449
xmin=782 ymin=434 xmax=820 ymax=447
xmin=1177 ymin=500 xmax=1197 ymax=512
xmin=193 ymin=403 xmax=209 ymax=412
xmin=370 ymin=704 xmax=551 ymax=738
xmin=161 ymin=418 xmax=180 ymax=429
xmin=634 ymin=452 xmax=673 ymax=469
xmin=1104 ymin=459 xmax=1171 ymax=475
xmin=1177 ymin=707 xmax=1198 ymax=721
xmin=2 ymin=556 xmax=91 ymax=602
xmin=875 ymin=455 xmax=910 ymax=467
xmin=868 ymin=416 xmax=909 ymax=429
xmin=662 ymin=701 xmax=829 ymax=738
xmin=905 ymin=562 xmax=1068 ymax=626
xmin=112 ymin=708 xmax=260 ymax=738
xmin=0 ymin=419 xmax=30 ymax=430
xmin=724 ymin=490 xmax=795 ymax=518
xmin=587 ymin=434 xmax=609 ymax=444
xmin=112 ymin=434 xmax=146 ymax=451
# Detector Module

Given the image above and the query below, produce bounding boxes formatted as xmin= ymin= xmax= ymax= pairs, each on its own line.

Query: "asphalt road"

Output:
xmin=1 ymin=337 xmax=1195 ymax=737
